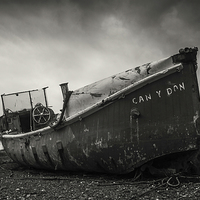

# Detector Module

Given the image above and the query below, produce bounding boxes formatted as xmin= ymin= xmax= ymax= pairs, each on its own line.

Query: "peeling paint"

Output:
xmin=146 ymin=63 xmax=151 ymax=74
xmin=193 ymin=111 xmax=199 ymax=124
xmin=167 ymin=125 xmax=174 ymax=134
xmin=95 ymin=138 xmax=103 ymax=148
xmin=73 ymin=92 xmax=85 ymax=95
xmin=135 ymin=67 xmax=141 ymax=74
xmin=95 ymin=138 xmax=108 ymax=148
xmin=112 ymin=75 xmax=116 ymax=79
xmin=119 ymin=77 xmax=130 ymax=81
xmin=90 ymin=93 xmax=102 ymax=97
xmin=193 ymin=111 xmax=200 ymax=135
xmin=107 ymin=132 xmax=111 ymax=141
xmin=82 ymin=147 xmax=89 ymax=157
xmin=186 ymin=144 xmax=197 ymax=150
xmin=83 ymin=124 xmax=89 ymax=133
xmin=118 ymin=157 xmax=123 ymax=165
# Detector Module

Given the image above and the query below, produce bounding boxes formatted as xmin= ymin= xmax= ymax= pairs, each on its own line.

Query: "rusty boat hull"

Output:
xmin=1 ymin=47 xmax=200 ymax=174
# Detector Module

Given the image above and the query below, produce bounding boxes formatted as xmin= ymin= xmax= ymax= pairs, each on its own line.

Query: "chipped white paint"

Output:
xmin=193 ymin=111 xmax=200 ymax=135
xmin=167 ymin=125 xmax=174 ymax=134
xmin=107 ymin=132 xmax=111 ymax=141
xmin=95 ymin=137 xmax=109 ymax=149
xmin=95 ymin=137 xmax=103 ymax=148
xmin=82 ymin=147 xmax=89 ymax=157
xmin=83 ymin=124 xmax=89 ymax=133
xmin=67 ymin=57 xmax=173 ymax=117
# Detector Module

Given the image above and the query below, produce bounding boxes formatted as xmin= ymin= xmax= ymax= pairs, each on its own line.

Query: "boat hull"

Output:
xmin=2 ymin=58 xmax=200 ymax=174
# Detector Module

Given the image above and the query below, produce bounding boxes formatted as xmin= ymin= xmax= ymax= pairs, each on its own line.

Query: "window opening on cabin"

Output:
xmin=1 ymin=88 xmax=50 ymax=133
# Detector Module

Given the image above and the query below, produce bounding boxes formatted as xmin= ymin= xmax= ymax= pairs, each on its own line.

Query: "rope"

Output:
xmin=166 ymin=176 xmax=180 ymax=187
xmin=130 ymin=176 xmax=180 ymax=199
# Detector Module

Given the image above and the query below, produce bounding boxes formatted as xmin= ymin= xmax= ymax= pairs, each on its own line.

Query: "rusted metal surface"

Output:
xmin=1 ymin=47 xmax=200 ymax=174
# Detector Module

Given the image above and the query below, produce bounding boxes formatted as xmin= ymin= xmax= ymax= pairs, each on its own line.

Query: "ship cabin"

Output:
xmin=0 ymin=87 xmax=55 ymax=134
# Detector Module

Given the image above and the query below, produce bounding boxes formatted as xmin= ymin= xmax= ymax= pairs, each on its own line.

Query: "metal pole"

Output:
xmin=43 ymin=87 xmax=48 ymax=107
xmin=28 ymin=91 xmax=34 ymax=131
xmin=1 ymin=94 xmax=8 ymax=130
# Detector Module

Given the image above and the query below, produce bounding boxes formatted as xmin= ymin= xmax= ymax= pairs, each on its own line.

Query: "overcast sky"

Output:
xmin=0 ymin=0 xmax=200 ymax=114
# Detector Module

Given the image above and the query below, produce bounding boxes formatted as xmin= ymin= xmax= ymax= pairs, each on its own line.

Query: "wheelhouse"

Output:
xmin=0 ymin=87 xmax=55 ymax=134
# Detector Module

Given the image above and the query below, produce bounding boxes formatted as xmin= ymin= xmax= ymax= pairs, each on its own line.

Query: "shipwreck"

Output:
xmin=0 ymin=47 xmax=200 ymax=175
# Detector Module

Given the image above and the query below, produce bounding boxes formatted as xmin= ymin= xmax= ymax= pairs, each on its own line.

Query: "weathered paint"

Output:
xmin=1 ymin=47 xmax=200 ymax=174
xmin=66 ymin=56 xmax=174 ymax=117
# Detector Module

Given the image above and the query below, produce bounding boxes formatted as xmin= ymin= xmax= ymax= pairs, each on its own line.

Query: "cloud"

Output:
xmin=0 ymin=0 xmax=200 ymax=115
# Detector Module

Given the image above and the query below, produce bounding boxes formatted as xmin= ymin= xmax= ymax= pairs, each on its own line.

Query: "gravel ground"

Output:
xmin=1 ymin=150 xmax=200 ymax=200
